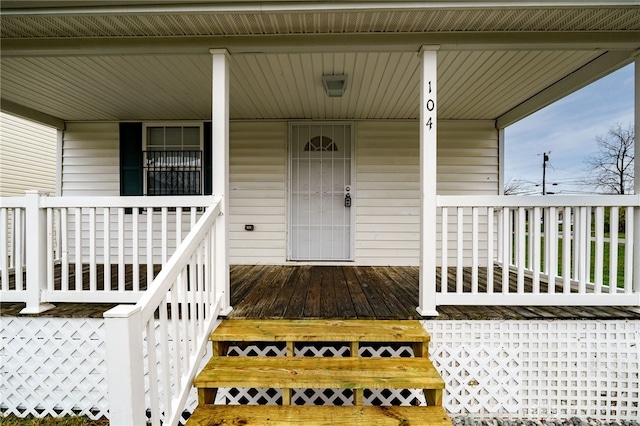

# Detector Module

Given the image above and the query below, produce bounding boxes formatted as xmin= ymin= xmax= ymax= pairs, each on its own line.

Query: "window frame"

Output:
xmin=142 ymin=122 xmax=204 ymax=196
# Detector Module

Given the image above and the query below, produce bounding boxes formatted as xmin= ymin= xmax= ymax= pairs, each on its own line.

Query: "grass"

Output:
xmin=513 ymin=234 xmax=627 ymax=288
xmin=0 ymin=416 xmax=108 ymax=426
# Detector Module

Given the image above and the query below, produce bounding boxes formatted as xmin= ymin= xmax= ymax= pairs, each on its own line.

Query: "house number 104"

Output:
xmin=425 ymin=80 xmax=434 ymax=130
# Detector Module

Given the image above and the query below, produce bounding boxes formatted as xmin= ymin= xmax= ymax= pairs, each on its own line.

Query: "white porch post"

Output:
xmin=634 ymin=57 xmax=640 ymax=297
xmin=103 ymin=305 xmax=146 ymax=425
xmin=211 ymin=49 xmax=231 ymax=314
xmin=417 ymin=46 xmax=439 ymax=317
xmin=21 ymin=190 xmax=55 ymax=314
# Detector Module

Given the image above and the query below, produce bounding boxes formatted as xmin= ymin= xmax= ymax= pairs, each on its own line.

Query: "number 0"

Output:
xmin=426 ymin=99 xmax=434 ymax=112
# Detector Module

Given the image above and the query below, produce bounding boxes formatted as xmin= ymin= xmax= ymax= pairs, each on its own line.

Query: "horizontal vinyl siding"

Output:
xmin=62 ymin=122 xmax=119 ymax=196
xmin=355 ymin=120 xmax=498 ymax=266
xmin=229 ymin=121 xmax=287 ymax=264
xmin=0 ymin=113 xmax=57 ymax=196
xmin=438 ymin=121 xmax=500 ymax=195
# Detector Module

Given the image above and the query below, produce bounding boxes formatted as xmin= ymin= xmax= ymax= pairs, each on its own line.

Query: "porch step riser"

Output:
xmin=187 ymin=405 xmax=452 ymax=426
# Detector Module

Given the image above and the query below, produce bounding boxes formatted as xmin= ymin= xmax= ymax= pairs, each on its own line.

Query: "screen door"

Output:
xmin=289 ymin=123 xmax=353 ymax=261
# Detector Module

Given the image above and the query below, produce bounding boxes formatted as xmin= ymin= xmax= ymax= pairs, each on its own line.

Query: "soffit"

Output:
xmin=2 ymin=6 xmax=640 ymax=38
xmin=0 ymin=50 xmax=603 ymax=121
xmin=1 ymin=4 xmax=637 ymax=124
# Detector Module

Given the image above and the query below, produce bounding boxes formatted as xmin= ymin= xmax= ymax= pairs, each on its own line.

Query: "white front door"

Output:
xmin=289 ymin=123 xmax=353 ymax=261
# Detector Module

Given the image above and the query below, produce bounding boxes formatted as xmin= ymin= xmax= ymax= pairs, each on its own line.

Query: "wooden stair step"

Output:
xmin=195 ymin=356 xmax=445 ymax=406
xmin=211 ymin=319 xmax=430 ymax=344
xmin=187 ymin=404 xmax=452 ymax=426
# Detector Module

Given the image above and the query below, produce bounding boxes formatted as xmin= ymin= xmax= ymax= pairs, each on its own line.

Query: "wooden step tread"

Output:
xmin=186 ymin=404 xmax=452 ymax=426
xmin=211 ymin=319 xmax=430 ymax=343
xmin=194 ymin=356 xmax=445 ymax=391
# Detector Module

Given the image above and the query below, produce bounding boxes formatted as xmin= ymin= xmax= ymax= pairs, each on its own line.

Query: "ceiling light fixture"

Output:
xmin=322 ymin=74 xmax=348 ymax=97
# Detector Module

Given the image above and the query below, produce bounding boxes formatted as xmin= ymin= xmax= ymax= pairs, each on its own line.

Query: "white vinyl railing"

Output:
xmin=104 ymin=196 xmax=225 ymax=426
xmin=0 ymin=191 xmax=213 ymax=312
xmin=436 ymin=195 xmax=640 ymax=306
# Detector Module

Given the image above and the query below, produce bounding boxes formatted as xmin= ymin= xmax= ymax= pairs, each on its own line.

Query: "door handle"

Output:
xmin=344 ymin=193 xmax=352 ymax=208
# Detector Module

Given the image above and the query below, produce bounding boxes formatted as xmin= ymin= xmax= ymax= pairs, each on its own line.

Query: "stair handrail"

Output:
xmin=104 ymin=195 xmax=224 ymax=426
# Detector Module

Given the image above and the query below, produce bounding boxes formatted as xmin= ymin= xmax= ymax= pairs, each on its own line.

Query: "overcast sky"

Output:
xmin=504 ymin=63 xmax=635 ymax=195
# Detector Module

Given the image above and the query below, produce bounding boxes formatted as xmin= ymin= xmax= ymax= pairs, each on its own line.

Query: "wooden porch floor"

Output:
xmin=2 ymin=265 xmax=640 ymax=319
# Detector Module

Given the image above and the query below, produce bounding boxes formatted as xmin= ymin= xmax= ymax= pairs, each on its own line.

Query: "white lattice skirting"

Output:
xmin=1 ymin=318 xmax=638 ymax=421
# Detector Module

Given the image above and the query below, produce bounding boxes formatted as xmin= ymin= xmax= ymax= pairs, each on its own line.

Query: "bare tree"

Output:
xmin=503 ymin=178 xmax=530 ymax=195
xmin=584 ymin=123 xmax=634 ymax=194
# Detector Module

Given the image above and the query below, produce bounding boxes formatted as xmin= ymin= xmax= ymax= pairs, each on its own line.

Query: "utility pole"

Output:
xmin=542 ymin=152 xmax=549 ymax=195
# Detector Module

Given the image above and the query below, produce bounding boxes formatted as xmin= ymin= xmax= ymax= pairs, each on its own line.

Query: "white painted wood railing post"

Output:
xmin=21 ymin=190 xmax=55 ymax=314
xmin=104 ymin=305 xmax=146 ymax=426
xmin=417 ymin=45 xmax=439 ymax=316
xmin=211 ymin=48 xmax=232 ymax=314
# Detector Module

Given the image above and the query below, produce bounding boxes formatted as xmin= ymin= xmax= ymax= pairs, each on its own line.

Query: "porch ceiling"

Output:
xmin=1 ymin=2 xmax=639 ymax=126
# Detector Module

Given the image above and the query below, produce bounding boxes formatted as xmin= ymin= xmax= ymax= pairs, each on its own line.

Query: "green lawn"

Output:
xmin=0 ymin=417 xmax=108 ymax=426
xmin=510 ymin=234 xmax=627 ymax=288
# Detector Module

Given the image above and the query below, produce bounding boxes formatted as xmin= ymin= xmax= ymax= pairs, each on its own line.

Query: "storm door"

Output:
xmin=289 ymin=123 xmax=353 ymax=261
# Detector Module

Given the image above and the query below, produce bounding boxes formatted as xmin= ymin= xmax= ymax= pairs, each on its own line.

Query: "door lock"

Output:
xmin=344 ymin=193 xmax=352 ymax=208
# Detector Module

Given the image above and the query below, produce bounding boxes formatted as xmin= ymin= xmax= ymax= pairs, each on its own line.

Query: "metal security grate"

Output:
xmin=144 ymin=150 xmax=202 ymax=196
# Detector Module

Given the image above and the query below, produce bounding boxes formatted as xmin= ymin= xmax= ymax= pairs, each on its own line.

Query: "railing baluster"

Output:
xmin=547 ymin=207 xmax=557 ymax=294
xmin=496 ymin=208 xmax=503 ymax=262
xmin=147 ymin=208 xmax=154 ymax=287
xmin=89 ymin=207 xmax=97 ymax=292
xmin=133 ymin=207 xmax=140 ymax=292
xmin=176 ymin=207 xmax=183 ymax=246
xmin=189 ymin=257 xmax=198 ymax=353
xmin=170 ymin=278 xmax=183 ymax=386
xmin=13 ymin=209 xmax=23 ymax=290
xmin=578 ymin=206 xmax=588 ymax=293
xmin=118 ymin=208 xmax=125 ymax=292
xmin=61 ymin=208 xmax=69 ymax=291
xmin=594 ymin=206 xmax=604 ymax=292
xmin=162 ymin=207 xmax=168 ymax=264
xmin=441 ymin=207 xmax=448 ymax=294
xmin=624 ymin=206 xmax=634 ymax=294
xmin=502 ymin=207 xmax=510 ymax=294
xmin=517 ymin=207 xmax=525 ymax=294
xmin=158 ymin=295 xmax=172 ymax=420
xmin=47 ymin=208 xmax=54 ymax=292
xmin=562 ymin=207 xmax=571 ymax=294
xmin=104 ymin=207 xmax=111 ymax=292
xmin=532 ymin=207 xmax=541 ymax=294
xmin=609 ymin=206 xmax=619 ymax=293
xmin=471 ymin=207 xmax=478 ymax=293
xmin=456 ymin=207 xmax=463 ymax=293
xmin=55 ymin=208 xmax=62 ymax=263
xmin=75 ymin=207 xmax=82 ymax=292
xmin=179 ymin=270 xmax=190 ymax=374
xmin=572 ymin=206 xmax=580 ymax=282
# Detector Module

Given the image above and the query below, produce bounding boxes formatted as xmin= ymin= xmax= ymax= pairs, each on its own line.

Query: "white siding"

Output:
xmin=229 ymin=121 xmax=287 ymax=264
xmin=56 ymin=120 xmax=497 ymax=266
xmin=355 ymin=120 xmax=498 ymax=266
xmin=0 ymin=112 xmax=57 ymax=196
xmin=62 ymin=122 xmax=119 ymax=196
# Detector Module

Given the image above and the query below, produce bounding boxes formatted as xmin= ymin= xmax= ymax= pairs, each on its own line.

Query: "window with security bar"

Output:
xmin=143 ymin=125 xmax=203 ymax=195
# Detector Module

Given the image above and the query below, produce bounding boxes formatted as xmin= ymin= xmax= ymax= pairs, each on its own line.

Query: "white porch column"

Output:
xmin=634 ymin=57 xmax=640 ymax=297
xmin=211 ymin=49 xmax=231 ymax=314
xmin=104 ymin=305 xmax=146 ymax=425
xmin=417 ymin=46 xmax=439 ymax=317
xmin=21 ymin=190 xmax=55 ymax=314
